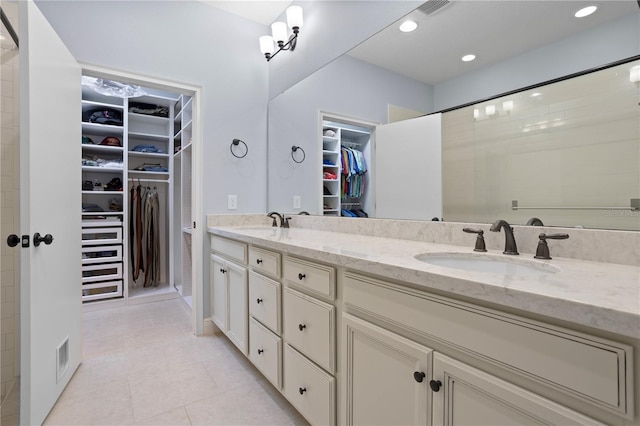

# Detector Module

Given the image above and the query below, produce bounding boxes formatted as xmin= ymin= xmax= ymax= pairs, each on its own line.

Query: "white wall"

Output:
xmin=35 ymin=0 xmax=269 ymax=216
xmin=268 ymin=54 xmax=433 ymax=213
xmin=433 ymin=14 xmax=640 ymax=111
xmin=268 ymin=0 xmax=421 ymax=99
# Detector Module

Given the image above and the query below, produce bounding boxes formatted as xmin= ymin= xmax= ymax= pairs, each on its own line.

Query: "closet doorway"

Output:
xmin=80 ymin=65 xmax=203 ymax=332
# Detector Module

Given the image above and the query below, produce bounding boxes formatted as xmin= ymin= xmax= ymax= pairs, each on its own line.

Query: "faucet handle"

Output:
xmin=282 ymin=216 xmax=291 ymax=228
xmin=463 ymin=228 xmax=487 ymax=252
xmin=534 ymin=233 xmax=569 ymax=260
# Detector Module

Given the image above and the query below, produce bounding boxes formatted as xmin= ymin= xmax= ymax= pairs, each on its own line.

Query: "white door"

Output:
xmin=210 ymin=254 xmax=228 ymax=331
xmin=226 ymin=261 xmax=248 ymax=354
xmin=375 ymin=113 xmax=442 ymax=220
xmin=19 ymin=1 xmax=82 ymax=424
xmin=343 ymin=314 xmax=432 ymax=426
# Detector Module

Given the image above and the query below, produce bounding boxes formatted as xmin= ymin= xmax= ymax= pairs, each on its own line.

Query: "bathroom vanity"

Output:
xmin=207 ymin=217 xmax=639 ymax=426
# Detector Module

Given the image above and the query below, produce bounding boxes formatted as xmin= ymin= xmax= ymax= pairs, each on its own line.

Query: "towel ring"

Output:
xmin=291 ymin=145 xmax=306 ymax=164
xmin=230 ymin=139 xmax=248 ymax=159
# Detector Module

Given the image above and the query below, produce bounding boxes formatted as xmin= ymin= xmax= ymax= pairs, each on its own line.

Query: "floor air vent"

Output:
xmin=56 ymin=337 xmax=69 ymax=383
xmin=417 ymin=0 xmax=451 ymax=16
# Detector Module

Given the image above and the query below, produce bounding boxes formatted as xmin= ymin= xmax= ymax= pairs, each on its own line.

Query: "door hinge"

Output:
xmin=193 ymin=221 xmax=196 ymax=229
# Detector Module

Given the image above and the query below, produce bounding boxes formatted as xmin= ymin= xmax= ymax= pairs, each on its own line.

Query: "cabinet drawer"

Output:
xmin=284 ymin=287 xmax=335 ymax=374
xmin=344 ymin=272 xmax=633 ymax=418
xmin=284 ymin=257 xmax=335 ymax=300
xmin=81 ymin=263 xmax=122 ymax=283
xmin=211 ymin=236 xmax=247 ymax=264
xmin=82 ymin=245 xmax=122 ymax=264
xmin=284 ymin=344 xmax=335 ymax=426
xmin=82 ymin=227 xmax=122 ymax=245
xmin=249 ymin=318 xmax=282 ymax=389
xmin=82 ymin=280 xmax=123 ymax=302
xmin=249 ymin=246 xmax=281 ymax=278
xmin=249 ymin=271 xmax=281 ymax=334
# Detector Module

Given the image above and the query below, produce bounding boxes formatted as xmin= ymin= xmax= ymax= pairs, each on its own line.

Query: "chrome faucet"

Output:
xmin=267 ymin=212 xmax=283 ymax=227
xmin=490 ymin=219 xmax=519 ymax=255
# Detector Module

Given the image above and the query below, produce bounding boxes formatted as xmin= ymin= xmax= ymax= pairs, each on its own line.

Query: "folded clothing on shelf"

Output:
xmin=82 ymin=154 xmax=123 ymax=169
xmin=131 ymin=144 xmax=166 ymax=154
xmin=133 ymin=163 xmax=168 ymax=172
xmin=82 ymin=203 xmax=104 ymax=212
xmin=323 ymin=171 xmax=338 ymax=180
xmin=82 ymin=108 xmax=123 ymax=126
xmin=100 ymin=136 xmax=121 ymax=147
xmin=323 ymin=159 xmax=336 ymax=166
xmin=129 ymin=102 xmax=169 ymax=118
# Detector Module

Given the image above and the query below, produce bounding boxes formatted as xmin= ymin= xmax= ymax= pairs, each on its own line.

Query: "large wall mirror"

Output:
xmin=267 ymin=1 xmax=640 ymax=231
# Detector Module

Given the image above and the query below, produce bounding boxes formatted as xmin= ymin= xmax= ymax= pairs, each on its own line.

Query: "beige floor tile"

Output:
xmin=134 ymin=406 xmax=191 ymax=425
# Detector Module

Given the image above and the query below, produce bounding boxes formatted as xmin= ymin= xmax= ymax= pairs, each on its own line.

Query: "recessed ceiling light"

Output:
xmin=461 ymin=54 xmax=476 ymax=62
xmin=575 ymin=5 xmax=597 ymax=18
xmin=399 ymin=20 xmax=418 ymax=33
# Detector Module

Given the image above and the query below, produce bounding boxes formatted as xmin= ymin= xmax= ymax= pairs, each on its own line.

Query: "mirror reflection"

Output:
xmin=267 ymin=1 xmax=640 ymax=230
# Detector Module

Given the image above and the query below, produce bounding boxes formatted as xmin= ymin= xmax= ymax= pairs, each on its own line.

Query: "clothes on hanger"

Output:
xmin=340 ymin=147 xmax=367 ymax=199
xmin=130 ymin=183 xmax=161 ymax=287
xmin=341 ymin=208 xmax=368 ymax=218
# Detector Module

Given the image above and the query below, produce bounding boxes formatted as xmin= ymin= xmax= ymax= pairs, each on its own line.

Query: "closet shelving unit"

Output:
xmin=321 ymin=120 xmax=373 ymax=217
xmin=81 ymin=83 xmax=182 ymax=306
xmin=172 ymin=95 xmax=194 ymax=306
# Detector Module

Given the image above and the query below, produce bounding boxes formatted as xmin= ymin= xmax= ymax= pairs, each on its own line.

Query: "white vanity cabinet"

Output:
xmin=210 ymin=236 xmax=248 ymax=354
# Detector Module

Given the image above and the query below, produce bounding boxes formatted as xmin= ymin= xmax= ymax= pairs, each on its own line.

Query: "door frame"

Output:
xmin=80 ymin=63 xmax=205 ymax=335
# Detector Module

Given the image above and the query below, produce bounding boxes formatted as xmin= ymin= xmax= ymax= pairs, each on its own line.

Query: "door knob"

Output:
xmin=429 ymin=379 xmax=442 ymax=392
xmin=6 ymin=234 xmax=19 ymax=247
xmin=33 ymin=233 xmax=53 ymax=247
xmin=413 ymin=371 xmax=426 ymax=383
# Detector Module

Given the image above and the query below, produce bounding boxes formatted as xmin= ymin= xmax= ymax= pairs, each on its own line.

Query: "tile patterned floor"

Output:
xmin=40 ymin=299 xmax=308 ymax=425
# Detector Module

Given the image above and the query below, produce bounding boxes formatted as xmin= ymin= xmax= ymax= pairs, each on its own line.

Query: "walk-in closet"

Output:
xmin=321 ymin=118 xmax=374 ymax=217
xmin=80 ymin=72 xmax=195 ymax=308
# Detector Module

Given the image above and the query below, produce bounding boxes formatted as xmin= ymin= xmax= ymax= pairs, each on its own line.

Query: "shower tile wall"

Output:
xmin=0 ymin=1 xmax=19 ymax=402
xmin=442 ymin=60 xmax=640 ymax=231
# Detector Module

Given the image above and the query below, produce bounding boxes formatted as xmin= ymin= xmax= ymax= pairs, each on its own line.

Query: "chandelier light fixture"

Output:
xmin=259 ymin=5 xmax=304 ymax=61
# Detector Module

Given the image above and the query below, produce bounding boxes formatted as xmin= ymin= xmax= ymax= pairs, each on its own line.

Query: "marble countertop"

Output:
xmin=207 ymin=225 xmax=640 ymax=339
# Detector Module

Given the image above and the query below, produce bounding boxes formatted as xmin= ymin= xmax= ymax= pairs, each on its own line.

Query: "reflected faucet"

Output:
xmin=526 ymin=217 xmax=544 ymax=226
xmin=267 ymin=212 xmax=283 ymax=227
xmin=490 ymin=219 xmax=519 ymax=255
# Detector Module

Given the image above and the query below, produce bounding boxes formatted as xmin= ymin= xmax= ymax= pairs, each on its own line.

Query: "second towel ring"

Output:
xmin=230 ymin=139 xmax=248 ymax=159
xmin=291 ymin=145 xmax=306 ymax=163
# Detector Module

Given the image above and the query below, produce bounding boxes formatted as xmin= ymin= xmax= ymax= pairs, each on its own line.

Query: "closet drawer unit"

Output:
xmin=249 ymin=271 xmax=281 ymax=334
xmin=343 ymin=272 xmax=634 ymax=418
xmin=211 ymin=236 xmax=247 ymax=264
xmin=81 ymin=263 xmax=122 ymax=283
xmin=283 ymin=344 xmax=336 ymax=426
xmin=284 ymin=257 xmax=335 ymax=300
xmin=81 ymin=245 xmax=122 ymax=264
xmin=81 ymin=280 xmax=123 ymax=302
xmin=249 ymin=318 xmax=282 ymax=389
xmin=283 ymin=287 xmax=335 ymax=374
xmin=249 ymin=246 xmax=281 ymax=278
xmin=82 ymin=227 xmax=122 ymax=245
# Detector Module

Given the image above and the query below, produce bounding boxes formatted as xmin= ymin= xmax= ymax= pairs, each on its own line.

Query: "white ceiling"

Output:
xmin=203 ymin=0 xmax=639 ymax=86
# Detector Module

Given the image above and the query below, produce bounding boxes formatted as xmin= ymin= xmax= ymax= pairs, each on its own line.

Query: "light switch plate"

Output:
xmin=293 ymin=195 xmax=301 ymax=209
xmin=228 ymin=195 xmax=238 ymax=210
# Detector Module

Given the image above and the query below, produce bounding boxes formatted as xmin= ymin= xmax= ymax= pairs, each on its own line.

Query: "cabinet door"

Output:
xmin=432 ymin=353 xmax=604 ymax=426
xmin=210 ymin=254 xmax=228 ymax=332
xmin=343 ymin=314 xmax=432 ymax=426
xmin=226 ymin=260 xmax=248 ymax=354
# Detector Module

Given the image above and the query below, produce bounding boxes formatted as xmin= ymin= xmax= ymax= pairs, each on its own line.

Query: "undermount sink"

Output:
xmin=414 ymin=252 xmax=560 ymax=276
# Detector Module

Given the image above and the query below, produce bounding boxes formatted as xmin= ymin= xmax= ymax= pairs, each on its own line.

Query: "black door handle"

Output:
xmin=6 ymin=234 xmax=19 ymax=247
xmin=33 ymin=233 xmax=54 ymax=247
xmin=413 ymin=371 xmax=426 ymax=383
xmin=429 ymin=379 xmax=442 ymax=392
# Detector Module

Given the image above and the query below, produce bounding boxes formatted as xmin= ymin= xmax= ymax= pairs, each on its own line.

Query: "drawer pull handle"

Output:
xmin=413 ymin=371 xmax=426 ymax=383
xmin=299 ymin=387 xmax=307 ymax=395
xmin=257 ymin=298 xmax=263 ymax=304
xmin=298 ymin=324 xmax=306 ymax=331
xmin=298 ymin=273 xmax=306 ymax=280
xmin=219 ymin=268 xmax=227 ymax=274
xmin=257 ymin=349 xmax=264 ymax=355
xmin=429 ymin=379 xmax=442 ymax=392
xmin=256 ymin=259 xmax=263 ymax=264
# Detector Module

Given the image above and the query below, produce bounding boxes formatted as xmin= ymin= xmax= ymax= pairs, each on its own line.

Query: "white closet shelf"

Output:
xmin=82 ymin=122 xmax=124 ymax=135
xmin=82 ymin=166 xmax=124 ymax=173
xmin=323 ymin=179 xmax=339 ymax=182
xmin=323 ymin=150 xmax=339 ymax=154
xmin=128 ymin=151 xmax=170 ymax=159
xmin=323 ymin=209 xmax=339 ymax=212
xmin=128 ymin=112 xmax=170 ymax=123
xmin=82 ymin=191 xmax=124 ymax=195
xmin=128 ymin=170 xmax=170 ymax=177
xmin=81 ymin=211 xmax=124 ymax=217
xmin=82 ymin=99 xmax=124 ymax=111
xmin=128 ymin=131 xmax=170 ymax=141
xmin=82 ymin=144 xmax=124 ymax=153
xmin=182 ymin=227 xmax=193 ymax=234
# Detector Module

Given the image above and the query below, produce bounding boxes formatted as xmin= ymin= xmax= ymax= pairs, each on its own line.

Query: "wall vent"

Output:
xmin=56 ymin=337 xmax=69 ymax=383
xmin=417 ymin=0 xmax=451 ymax=16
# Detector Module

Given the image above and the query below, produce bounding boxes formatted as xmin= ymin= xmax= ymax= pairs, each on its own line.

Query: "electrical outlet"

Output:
xmin=293 ymin=195 xmax=301 ymax=209
xmin=228 ymin=195 xmax=238 ymax=210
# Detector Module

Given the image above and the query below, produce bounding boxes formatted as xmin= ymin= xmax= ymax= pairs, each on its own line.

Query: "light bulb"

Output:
xmin=271 ymin=22 xmax=288 ymax=44
xmin=630 ymin=65 xmax=640 ymax=84
xmin=286 ymin=6 xmax=303 ymax=29
xmin=259 ymin=35 xmax=274 ymax=55
xmin=485 ymin=105 xmax=496 ymax=116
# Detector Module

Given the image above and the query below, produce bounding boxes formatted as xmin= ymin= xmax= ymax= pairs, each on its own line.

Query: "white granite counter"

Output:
xmin=207 ymin=225 xmax=640 ymax=340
